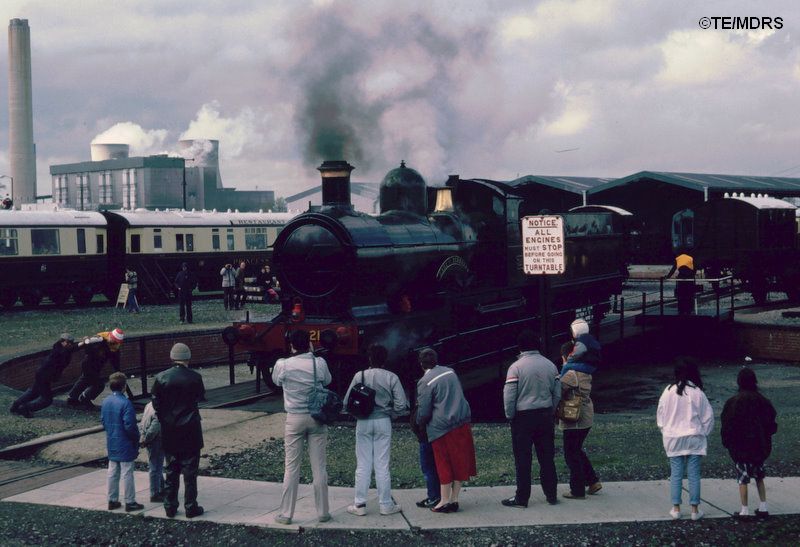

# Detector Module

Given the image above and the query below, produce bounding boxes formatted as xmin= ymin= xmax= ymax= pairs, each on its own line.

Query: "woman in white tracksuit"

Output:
xmin=343 ymin=344 xmax=409 ymax=517
xmin=656 ymin=358 xmax=714 ymax=521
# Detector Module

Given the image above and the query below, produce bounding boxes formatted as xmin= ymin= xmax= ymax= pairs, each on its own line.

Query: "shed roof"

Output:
xmin=588 ymin=171 xmax=800 ymax=195
xmin=509 ymin=175 xmax=616 ymax=194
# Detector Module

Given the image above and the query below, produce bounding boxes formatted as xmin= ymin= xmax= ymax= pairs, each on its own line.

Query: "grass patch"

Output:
xmin=206 ymin=413 xmax=800 ymax=487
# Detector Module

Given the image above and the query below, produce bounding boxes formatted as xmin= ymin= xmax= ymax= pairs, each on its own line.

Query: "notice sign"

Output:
xmin=521 ymin=215 xmax=565 ymax=275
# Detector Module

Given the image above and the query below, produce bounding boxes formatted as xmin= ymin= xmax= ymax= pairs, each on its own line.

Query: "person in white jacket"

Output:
xmin=656 ymin=358 xmax=714 ymax=521
xmin=139 ymin=401 xmax=164 ymax=502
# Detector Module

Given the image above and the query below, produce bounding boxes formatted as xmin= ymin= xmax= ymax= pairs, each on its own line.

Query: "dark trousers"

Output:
xmin=419 ymin=441 xmax=440 ymax=501
xmin=563 ymin=428 xmax=598 ymax=496
xmin=179 ymin=292 xmax=193 ymax=323
xmin=164 ymin=450 xmax=200 ymax=512
xmin=12 ymin=380 xmax=53 ymax=413
xmin=235 ymin=288 xmax=246 ymax=309
xmin=511 ymin=407 xmax=558 ymax=503
xmin=223 ymin=287 xmax=235 ymax=310
xmin=67 ymin=374 xmax=104 ymax=402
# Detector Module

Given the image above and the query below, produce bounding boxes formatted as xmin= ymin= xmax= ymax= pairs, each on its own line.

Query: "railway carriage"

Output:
xmin=0 ymin=209 xmax=108 ymax=307
xmin=104 ymin=209 xmax=295 ymax=302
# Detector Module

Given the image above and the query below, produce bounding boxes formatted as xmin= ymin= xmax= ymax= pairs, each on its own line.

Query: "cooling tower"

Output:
xmin=7 ymin=18 xmax=37 ymax=205
xmin=90 ymin=143 xmax=130 ymax=161
xmin=178 ymin=139 xmax=221 ymax=188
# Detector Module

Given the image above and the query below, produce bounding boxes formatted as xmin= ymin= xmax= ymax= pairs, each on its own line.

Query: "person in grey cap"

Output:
xmin=10 ymin=333 xmax=77 ymax=418
xmin=151 ymin=342 xmax=205 ymax=518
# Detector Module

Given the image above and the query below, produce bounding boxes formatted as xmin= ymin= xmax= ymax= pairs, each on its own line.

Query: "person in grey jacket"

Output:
xmin=271 ymin=330 xmax=332 ymax=525
xmin=501 ymin=329 xmax=561 ymax=508
xmin=343 ymin=344 xmax=409 ymax=517
xmin=416 ymin=347 xmax=476 ymax=513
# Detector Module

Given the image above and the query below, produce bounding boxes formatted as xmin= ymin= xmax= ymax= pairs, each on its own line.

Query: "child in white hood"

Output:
xmin=656 ymin=358 xmax=714 ymax=521
xmin=139 ymin=401 xmax=164 ymax=502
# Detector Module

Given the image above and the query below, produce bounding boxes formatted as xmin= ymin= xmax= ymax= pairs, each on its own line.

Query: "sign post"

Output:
xmin=115 ymin=283 xmax=130 ymax=309
xmin=521 ymin=215 xmax=566 ymax=357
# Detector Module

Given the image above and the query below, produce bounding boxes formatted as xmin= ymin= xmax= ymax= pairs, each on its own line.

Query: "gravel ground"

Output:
xmin=1 ymin=502 xmax=799 ymax=546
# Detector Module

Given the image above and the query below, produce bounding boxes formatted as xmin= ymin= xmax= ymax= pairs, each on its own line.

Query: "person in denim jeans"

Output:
xmin=656 ymin=359 xmax=714 ymax=520
xmin=101 ymin=373 xmax=143 ymax=513
xmin=410 ymin=400 xmax=440 ymax=508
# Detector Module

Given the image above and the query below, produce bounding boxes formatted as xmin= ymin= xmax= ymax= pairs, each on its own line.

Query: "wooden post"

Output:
xmin=139 ymin=337 xmax=148 ymax=397
xmin=619 ymin=296 xmax=625 ymax=340
xmin=228 ymin=344 xmax=235 ymax=385
xmin=539 ymin=275 xmax=551 ymax=358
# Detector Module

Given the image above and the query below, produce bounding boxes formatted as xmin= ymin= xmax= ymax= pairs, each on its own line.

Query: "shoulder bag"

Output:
xmin=557 ymin=387 xmax=583 ymax=423
xmin=346 ymin=369 xmax=376 ymax=419
xmin=308 ymin=356 xmax=342 ymax=425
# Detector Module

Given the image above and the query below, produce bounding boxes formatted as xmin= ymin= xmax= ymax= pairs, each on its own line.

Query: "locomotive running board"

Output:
xmin=475 ymin=297 xmax=527 ymax=314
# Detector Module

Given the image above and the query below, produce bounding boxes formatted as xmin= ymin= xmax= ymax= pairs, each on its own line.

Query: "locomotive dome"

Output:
xmin=379 ymin=161 xmax=428 ymax=216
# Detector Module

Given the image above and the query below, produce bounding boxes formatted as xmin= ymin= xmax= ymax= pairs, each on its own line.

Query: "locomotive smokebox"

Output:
xmin=318 ymin=160 xmax=354 ymax=210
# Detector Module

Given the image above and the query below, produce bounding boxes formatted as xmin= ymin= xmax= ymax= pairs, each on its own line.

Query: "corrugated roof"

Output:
xmin=588 ymin=171 xmax=800 ymax=195
xmin=509 ymin=175 xmax=616 ymax=194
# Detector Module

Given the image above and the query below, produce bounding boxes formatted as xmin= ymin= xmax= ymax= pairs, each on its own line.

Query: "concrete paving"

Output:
xmin=3 ymin=470 xmax=799 ymax=532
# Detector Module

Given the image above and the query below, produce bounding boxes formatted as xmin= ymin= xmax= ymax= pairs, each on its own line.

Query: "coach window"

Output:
xmin=96 ymin=234 xmax=104 ymax=254
xmin=0 ymin=228 xmax=18 ymax=255
xmin=153 ymin=229 xmax=162 ymax=250
xmin=176 ymin=234 xmax=185 ymax=252
xmin=32 ymin=229 xmax=60 ymax=255
xmin=130 ymin=234 xmax=141 ymax=253
xmin=77 ymin=228 xmax=87 ymax=254
xmin=212 ymin=228 xmax=220 ymax=251
xmin=226 ymin=228 xmax=235 ymax=250
xmin=245 ymin=227 xmax=268 ymax=250
xmin=186 ymin=233 xmax=195 ymax=252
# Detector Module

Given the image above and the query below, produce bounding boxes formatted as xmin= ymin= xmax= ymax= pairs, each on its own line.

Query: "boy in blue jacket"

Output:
xmin=101 ymin=372 xmax=143 ymax=512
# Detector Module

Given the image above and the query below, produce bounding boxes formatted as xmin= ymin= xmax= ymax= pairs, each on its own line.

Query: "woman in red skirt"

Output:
xmin=416 ymin=348 xmax=477 ymax=513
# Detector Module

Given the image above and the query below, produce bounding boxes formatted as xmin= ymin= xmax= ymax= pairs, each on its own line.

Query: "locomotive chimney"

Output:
xmin=317 ymin=160 xmax=354 ymax=210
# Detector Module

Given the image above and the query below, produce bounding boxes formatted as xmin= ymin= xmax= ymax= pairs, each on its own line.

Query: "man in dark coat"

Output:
xmin=174 ymin=262 xmax=197 ymax=324
xmin=152 ymin=343 xmax=205 ymax=518
xmin=10 ymin=333 xmax=77 ymax=418
xmin=721 ymin=367 xmax=778 ymax=519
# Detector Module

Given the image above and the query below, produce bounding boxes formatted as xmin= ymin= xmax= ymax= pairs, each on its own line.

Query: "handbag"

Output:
xmin=307 ymin=356 xmax=342 ymax=425
xmin=557 ymin=388 xmax=583 ymax=423
xmin=346 ymin=370 xmax=376 ymax=419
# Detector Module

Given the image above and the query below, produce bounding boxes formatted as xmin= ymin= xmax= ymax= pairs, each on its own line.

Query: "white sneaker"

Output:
xmin=669 ymin=508 xmax=681 ymax=520
xmin=691 ymin=510 xmax=704 ymax=521
xmin=380 ymin=503 xmax=402 ymax=516
xmin=347 ymin=504 xmax=367 ymax=516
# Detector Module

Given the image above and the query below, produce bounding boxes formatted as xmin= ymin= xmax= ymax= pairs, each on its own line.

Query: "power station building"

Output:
xmin=48 ymin=140 xmax=275 ymax=212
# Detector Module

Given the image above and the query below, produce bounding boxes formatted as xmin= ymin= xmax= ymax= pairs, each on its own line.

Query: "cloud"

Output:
xmin=91 ymin=122 xmax=168 ymax=155
xmin=656 ymin=30 xmax=752 ymax=85
xmin=180 ymin=101 xmax=262 ymax=159
xmin=543 ymin=82 xmax=593 ymax=137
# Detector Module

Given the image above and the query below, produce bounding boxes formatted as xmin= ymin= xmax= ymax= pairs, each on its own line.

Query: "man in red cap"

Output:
xmin=67 ymin=328 xmax=126 ymax=409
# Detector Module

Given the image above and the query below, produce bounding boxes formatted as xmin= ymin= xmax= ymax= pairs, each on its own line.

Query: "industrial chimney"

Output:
xmin=317 ymin=160 xmax=354 ymax=210
xmin=7 ymin=18 xmax=37 ymax=205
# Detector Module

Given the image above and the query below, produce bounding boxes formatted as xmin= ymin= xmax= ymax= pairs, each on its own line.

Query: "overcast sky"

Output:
xmin=1 ymin=0 xmax=799 ymax=198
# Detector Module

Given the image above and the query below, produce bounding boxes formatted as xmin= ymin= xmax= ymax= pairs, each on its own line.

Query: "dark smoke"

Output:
xmin=291 ymin=7 xmax=487 ymax=173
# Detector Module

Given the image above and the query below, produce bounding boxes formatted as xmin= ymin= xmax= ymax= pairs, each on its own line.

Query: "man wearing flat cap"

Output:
xmin=10 ymin=333 xmax=77 ymax=418
xmin=152 ymin=342 xmax=206 ymax=518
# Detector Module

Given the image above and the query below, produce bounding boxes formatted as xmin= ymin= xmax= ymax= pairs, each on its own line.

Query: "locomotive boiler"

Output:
xmin=223 ymin=160 xmax=627 ymax=391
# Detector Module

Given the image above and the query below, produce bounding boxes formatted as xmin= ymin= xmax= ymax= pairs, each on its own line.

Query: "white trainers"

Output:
xmin=691 ymin=510 xmax=704 ymax=521
xmin=380 ymin=503 xmax=403 ymax=516
xmin=347 ymin=504 xmax=367 ymax=516
xmin=669 ymin=508 xmax=681 ymax=520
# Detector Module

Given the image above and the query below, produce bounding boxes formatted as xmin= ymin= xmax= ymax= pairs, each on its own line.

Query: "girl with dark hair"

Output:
xmin=656 ymin=358 xmax=714 ymax=520
xmin=721 ymin=367 xmax=777 ymax=519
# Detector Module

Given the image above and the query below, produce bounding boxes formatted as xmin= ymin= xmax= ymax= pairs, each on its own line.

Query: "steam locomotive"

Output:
xmin=222 ymin=160 xmax=628 ymax=390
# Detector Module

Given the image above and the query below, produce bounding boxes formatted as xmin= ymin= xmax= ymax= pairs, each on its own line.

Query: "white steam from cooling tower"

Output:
xmin=7 ymin=18 xmax=37 ymax=205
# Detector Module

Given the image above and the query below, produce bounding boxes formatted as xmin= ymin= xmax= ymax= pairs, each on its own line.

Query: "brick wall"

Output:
xmin=733 ymin=323 xmax=800 ymax=362
xmin=0 ymin=330 xmax=233 ymax=392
